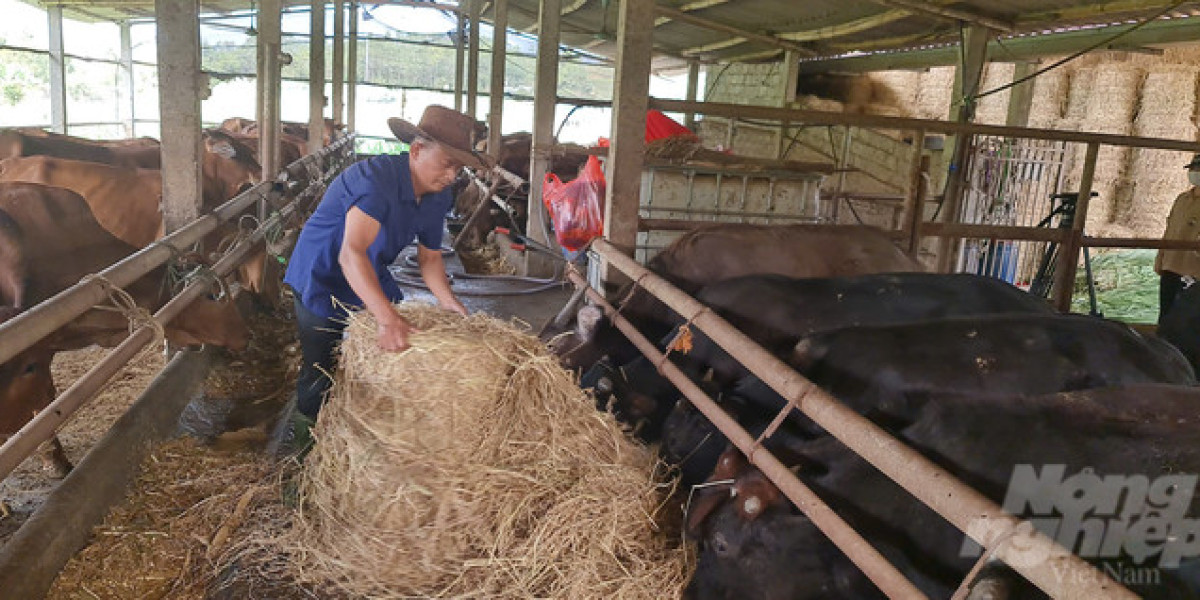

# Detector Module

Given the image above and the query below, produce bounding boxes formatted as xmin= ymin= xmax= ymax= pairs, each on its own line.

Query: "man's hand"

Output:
xmin=376 ymin=312 xmax=419 ymax=352
xmin=443 ymin=299 xmax=469 ymax=316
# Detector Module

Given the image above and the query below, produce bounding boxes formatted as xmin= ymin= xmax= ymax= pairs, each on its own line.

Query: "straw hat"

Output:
xmin=388 ymin=105 xmax=492 ymax=169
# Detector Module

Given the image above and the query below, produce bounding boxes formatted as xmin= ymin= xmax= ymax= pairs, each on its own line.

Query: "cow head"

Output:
xmin=0 ymin=307 xmax=57 ymax=436
xmin=201 ymin=129 xmax=262 ymax=208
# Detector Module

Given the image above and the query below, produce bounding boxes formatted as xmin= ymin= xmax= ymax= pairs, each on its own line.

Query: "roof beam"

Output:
xmin=653 ymin=4 xmax=817 ymax=56
xmin=680 ymin=36 xmax=748 ymax=56
xmin=797 ymin=13 xmax=1200 ymax=73
xmin=653 ymin=0 xmax=729 ymax=27
xmin=864 ymin=0 xmax=1015 ymax=32
xmin=778 ymin=9 xmax=910 ymax=42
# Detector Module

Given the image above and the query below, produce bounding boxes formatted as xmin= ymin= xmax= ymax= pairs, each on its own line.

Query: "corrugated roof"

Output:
xmin=24 ymin=0 xmax=1200 ymax=72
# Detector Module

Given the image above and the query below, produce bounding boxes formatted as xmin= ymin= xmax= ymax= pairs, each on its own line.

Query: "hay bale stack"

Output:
xmin=1128 ymin=66 xmax=1200 ymax=237
xmin=916 ymin=66 xmax=955 ymax=120
xmin=871 ymin=70 xmax=922 ymax=117
xmin=288 ymin=303 xmax=689 ymax=599
xmin=1028 ymin=64 xmax=1068 ymax=129
xmin=973 ymin=62 xmax=1014 ymax=126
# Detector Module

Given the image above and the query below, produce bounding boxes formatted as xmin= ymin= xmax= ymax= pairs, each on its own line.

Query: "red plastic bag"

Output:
xmin=542 ymin=155 xmax=606 ymax=251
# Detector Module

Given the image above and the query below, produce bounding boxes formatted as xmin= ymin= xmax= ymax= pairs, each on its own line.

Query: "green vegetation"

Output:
xmin=356 ymin=136 xmax=407 ymax=155
xmin=1070 ymin=248 xmax=1159 ymax=324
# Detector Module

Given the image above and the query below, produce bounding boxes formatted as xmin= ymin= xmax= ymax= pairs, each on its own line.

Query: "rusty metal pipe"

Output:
xmin=565 ymin=268 xmax=929 ymax=599
xmin=589 ymin=238 xmax=1135 ymax=600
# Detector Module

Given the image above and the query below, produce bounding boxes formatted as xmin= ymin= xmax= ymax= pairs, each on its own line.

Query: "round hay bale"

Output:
xmin=288 ymin=303 xmax=690 ymax=598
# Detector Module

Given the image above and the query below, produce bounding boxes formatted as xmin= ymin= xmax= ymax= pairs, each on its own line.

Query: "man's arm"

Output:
xmin=340 ymin=206 xmax=416 ymax=351
xmin=418 ymin=243 xmax=468 ymax=315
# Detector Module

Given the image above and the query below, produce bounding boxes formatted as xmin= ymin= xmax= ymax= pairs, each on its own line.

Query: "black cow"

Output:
xmin=732 ymin=313 xmax=1196 ymax=437
xmin=686 ymin=385 xmax=1200 ymax=599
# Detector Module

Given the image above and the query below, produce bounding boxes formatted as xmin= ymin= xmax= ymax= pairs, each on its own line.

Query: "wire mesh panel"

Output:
xmin=955 ymin=136 xmax=1067 ymax=288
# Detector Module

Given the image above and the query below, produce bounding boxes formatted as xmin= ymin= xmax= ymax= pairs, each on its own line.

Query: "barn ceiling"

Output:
xmin=25 ymin=0 xmax=1200 ymax=73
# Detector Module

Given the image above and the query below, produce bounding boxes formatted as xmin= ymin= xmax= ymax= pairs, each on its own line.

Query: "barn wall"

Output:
xmin=698 ymin=45 xmax=1200 ymax=238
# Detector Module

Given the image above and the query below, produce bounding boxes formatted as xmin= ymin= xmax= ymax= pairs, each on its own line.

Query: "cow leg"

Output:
xmin=40 ymin=436 xmax=72 ymax=478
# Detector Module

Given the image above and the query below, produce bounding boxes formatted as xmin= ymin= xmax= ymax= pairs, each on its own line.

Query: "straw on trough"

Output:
xmin=284 ymin=303 xmax=691 ymax=599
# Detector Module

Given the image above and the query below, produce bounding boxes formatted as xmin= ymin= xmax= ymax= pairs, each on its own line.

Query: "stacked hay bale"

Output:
xmin=915 ymin=66 xmax=955 ymax=120
xmin=1128 ymin=66 xmax=1199 ymax=238
xmin=287 ymin=303 xmax=690 ymax=598
xmin=973 ymin=62 xmax=1015 ymax=126
xmin=1027 ymin=66 xmax=1068 ymax=130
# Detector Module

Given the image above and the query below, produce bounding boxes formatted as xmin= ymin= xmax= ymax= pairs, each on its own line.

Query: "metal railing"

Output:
xmin=0 ymin=134 xmax=354 ymax=482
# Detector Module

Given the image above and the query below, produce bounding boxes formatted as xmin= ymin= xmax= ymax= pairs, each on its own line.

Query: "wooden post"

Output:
xmin=467 ymin=0 xmax=480 ymax=119
xmin=527 ymin=0 xmax=562 ymax=274
xmin=454 ymin=3 xmax=466 ymax=111
xmin=1005 ymin=60 xmax=1037 ymax=127
xmin=332 ymin=0 xmax=345 ymax=125
xmin=903 ymin=130 xmax=927 ymax=253
xmin=1052 ymin=142 xmax=1098 ymax=311
xmin=155 ymin=0 xmax=204 ymax=235
xmin=259 ymin=0 xmax=283 ymax=178
xmin=778 ymin=50 xmax=799 ymax=159
xmin=683 ymin=61 xmax=699 ymax=130
xmin=605 ymin=0 xmax=654 ymax=269
xmin=936 ymin=24 xmax=991 ymax=272
xmin=308 ymin=0 xmax=326 ymax=154
xmin=486 ymin=0 xmax=508 ymax=156
xmin=348 ymin=0 xmax=358 ymax=132
xmin=119 ymin=21 xmax=135 ymax=137
xmin=48 ymin=5 xmax=67 ymax=133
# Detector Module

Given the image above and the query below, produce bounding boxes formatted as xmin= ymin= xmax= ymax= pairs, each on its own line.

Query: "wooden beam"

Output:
xmin=680 ymin=36 xmax=747 ymax=56
xmin=155 ymin=0 xmax=203 ymax=235
xmin=527 ymin=0 xmax=562 ymax=271
xmin=259 ymin=0 xmax=283 ymax=178
xmin=454 ymin=2 xmax=465 ymax=111
xmin=467 ymin=0 xmax=480 ymax=119
xmin=800 ymin=14 xmax=1200 ymax=73
xmin=779 ymin=9 xmax=910 ymax=42
xmin=653 ymin=5 xmax=817 ymax=57
xmin=606 ymin=0 xmax=654 ymax=267
xmin=486 ymin=0 xmax=507 ymax=155
xmin=119 ymin=21 xmax=135 ymax=137
xmin=332 ymin=0 xmax=345 ymax=125
xmin=48 ymin=6 xmax=67 ymax=133
xmin=348 ymin=0 xmax=358 ymax=131
xmin=684 ymin=61 xmax=699 ymax=130
xmin=864 ymin=0 xmax=1015 ymax=32
xmin=308 ymin=0 xmax=325 ymax=154
xmin=1053 ymin=142 xmax=1099 ymax=311
xmin=647 ymin=97 xmax=1200 ymax=153
xmin=1005 ymin=60 xmax=1037 ymax=127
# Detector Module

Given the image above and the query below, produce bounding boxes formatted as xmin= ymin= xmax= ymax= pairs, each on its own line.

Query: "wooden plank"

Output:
xmin=308 ymin=0 xmax=326 ymax=154
xmin=1005 ymin=61 xmax=1037 ymax=127
xmin=527 ymin=0 xmax=562 ymax=275
xmin=487 ymin=0 xmax=508 ymax=155
xmin=684 ymin=61 xmax=699 ymax=130
xmin=606 ymin=0 xmax=654 ymax=268
xmin=48 ymin=6 xmax=67 ymax=133
xmin=258 ymin=0 xmax=283 ymax=179
xmin=1053 ymin=142 xmax=1099 ymax=311
xmin=903 ymin=131 xmax=925 ymax=253
xmin=920 ymin=221 xmax=1068 ymax=243
xmin=155 ymin=0 xmax=203 ymax=235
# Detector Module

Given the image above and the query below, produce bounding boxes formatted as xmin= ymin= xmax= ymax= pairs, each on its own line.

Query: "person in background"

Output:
xmin=1155 ymin=154 xmax=1200 ymax=323
xmin=283 ymin=105 xmax=491 ymax=437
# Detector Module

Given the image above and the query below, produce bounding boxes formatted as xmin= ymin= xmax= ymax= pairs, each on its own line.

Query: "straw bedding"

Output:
xmin=283 ymin=303 xmax=690 ymax=598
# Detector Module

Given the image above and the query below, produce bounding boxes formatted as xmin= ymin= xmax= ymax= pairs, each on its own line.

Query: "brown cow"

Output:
xmin=0 ymin=182 xmax=249 ymax=475
xmin=0 ymin=128 xmax=161 ymax=169
xmin=0 ymin=132 xmax=273 ymax=297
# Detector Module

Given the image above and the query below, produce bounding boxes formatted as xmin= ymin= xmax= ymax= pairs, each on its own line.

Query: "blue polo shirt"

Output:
xmin=284 ymin=153 xmax=452 ymax=319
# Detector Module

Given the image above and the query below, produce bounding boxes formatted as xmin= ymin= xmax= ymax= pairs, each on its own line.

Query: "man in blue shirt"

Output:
xmin=284 ymin=105 xmax=491 ymax=422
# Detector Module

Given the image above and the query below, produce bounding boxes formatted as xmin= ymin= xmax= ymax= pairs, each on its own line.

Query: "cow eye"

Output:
xmin=21 ymin=361 xmax=39 ymax=376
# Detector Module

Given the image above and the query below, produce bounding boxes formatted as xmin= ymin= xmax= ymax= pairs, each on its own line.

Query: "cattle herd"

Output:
xmin=544 ymin=223 xmax=1200 ymax=599
xmin=0 ymin=120 xmax=339 ymax=474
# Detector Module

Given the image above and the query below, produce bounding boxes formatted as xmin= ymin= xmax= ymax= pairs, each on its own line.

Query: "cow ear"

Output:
xmin=684 ymin=485 xmax=731 ymax=539
xmin=208 ymin=140 xmax=238 ymax=160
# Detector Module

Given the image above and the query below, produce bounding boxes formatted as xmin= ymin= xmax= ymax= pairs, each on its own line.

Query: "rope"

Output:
xmin=747 ymin=385 xmax=806 ymax=465
xmin=79 ymin=274 xmax=166 ymax=346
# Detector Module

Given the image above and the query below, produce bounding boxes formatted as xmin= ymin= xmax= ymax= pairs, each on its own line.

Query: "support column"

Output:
xmin=119 ymin=21 xmax=135 ymax=137
xmin=527 ymin=0 xmax=562 ymax=274
xmin=683 ymin=61 xmax=699 ymax=130
xmin=467 ymin=0 xmax=480 ymax=119
xmin=309 ymin=0 xmax=326 ymax=154
xmin=778 ymin=50 xmax=799 ymax=159
xmin=155 ymin=0 xmax=204 ymax=234
xmin=1005 ymin=60 xmax=1037 ymax=128
xmin=486 ymin=0 xmax=508 ymax=156
xmin=259 ymin=0 xmax=282 ymax=177
xmin=604 ymin=0 xmax=654 ymax=269
xmin=348 ymin=0 xmax=358 ymax=131
xmin=48 ymin=6 xmax=67 ymax=133
xmin=332 ymin=0 xmax=345 ymax=125
xmin=454 ymin=3 xmax=465 ymax=111
xmin=936 ymin=24 xmax=991 ymax=272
